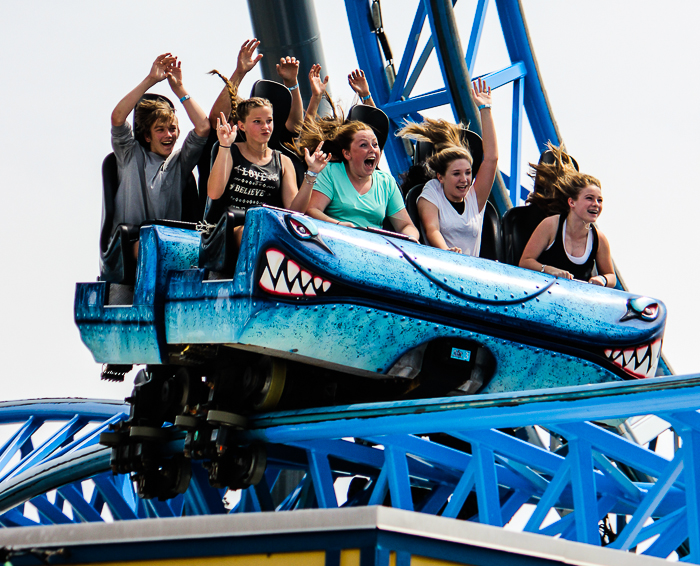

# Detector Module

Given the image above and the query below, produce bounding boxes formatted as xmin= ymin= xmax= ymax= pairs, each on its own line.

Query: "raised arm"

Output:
xmin=305 ymin=64 xmax=329 ymax=122
xmin=276 ymin=56 xmax=303 ymax=134
xmin=590 ymin=231 xmax=617 ymax=287
xmin=111 ymin=54 xmax=175 ymax=127
xmin=207 ymin=112 xmax=238 ymax=200
xmin=208 ymin=39 xmax=262 ymax=128
xmin=470 ymin=78 xmax=498 ymax=212
xmin=281 ymin=143 xmax=331 ymax=212
xmin=166 ymin=59 xmax=210 ymax=137
xmin=348 ymin=69 xmax=375 ymax=107
xmin=519 ymin=216 xmax=573 ymax=279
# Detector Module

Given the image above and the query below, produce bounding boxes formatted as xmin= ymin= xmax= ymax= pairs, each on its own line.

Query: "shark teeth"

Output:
xmin=259 ymin=248 xmax=332 ymax=298
xmin=603 ymin=338 xmax=662 ymax=379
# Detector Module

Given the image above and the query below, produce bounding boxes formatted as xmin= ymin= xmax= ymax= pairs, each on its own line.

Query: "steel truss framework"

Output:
xmin=1 ymin=376 xmax=700 ymax=563
xmin=344 ymin=0 xmax=560 ymax=209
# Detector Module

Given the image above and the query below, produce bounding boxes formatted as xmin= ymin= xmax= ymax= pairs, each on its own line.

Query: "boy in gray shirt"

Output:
xmin=110 ymin=53 xmax=210 ymax=255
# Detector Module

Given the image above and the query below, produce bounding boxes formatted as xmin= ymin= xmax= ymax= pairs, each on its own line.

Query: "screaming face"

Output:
xmin=343 ymin=129 xmax=380 ymax=179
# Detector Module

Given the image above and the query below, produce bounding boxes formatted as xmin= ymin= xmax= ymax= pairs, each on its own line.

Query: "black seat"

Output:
xmin=479 ymin=201 xmax=502 ymax=262
xmin=501 ymin=148 xmax=579 ymax=267
xmin=404 ymin=184 xmax=425 ymax=243
xmin=413 ymin=129 xmax=484 ymax=178
xmin=250 ymin=79 xmax=305 ymax=186
xmin=199 ymin=209 xmax=247 ymax=274
xmin=347 ymin=105 xmax=391 ymax=150
xmin=99 ymin=153 xmax=138 ymax=284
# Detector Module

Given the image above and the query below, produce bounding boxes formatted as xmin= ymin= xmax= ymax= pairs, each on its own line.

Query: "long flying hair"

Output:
xmin=527 ymin=143 xmax=601 ymax=215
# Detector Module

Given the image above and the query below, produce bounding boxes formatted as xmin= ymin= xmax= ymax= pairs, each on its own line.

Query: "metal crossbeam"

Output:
xmin=344 ymin=0 xmax=561 ymax=209
xmin=0 ymin=376 xmax=699 ymax=561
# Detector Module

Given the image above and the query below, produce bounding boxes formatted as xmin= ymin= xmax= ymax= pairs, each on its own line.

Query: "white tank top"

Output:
xmin=417 ymin=179 xmax=484 ymax=256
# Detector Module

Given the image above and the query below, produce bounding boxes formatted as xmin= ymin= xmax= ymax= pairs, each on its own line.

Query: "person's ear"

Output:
xmin=342 ymin=149 xmax=350 ymax=161
xmin=436 ymin=173 xmax=444 ymax=184
xmin=568 ymin=197 xmax=575 ymax=208
xmin=237 ymin=120 xmax=245 ymax=133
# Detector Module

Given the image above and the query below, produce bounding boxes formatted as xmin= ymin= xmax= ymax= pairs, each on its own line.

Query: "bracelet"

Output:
xmin=179 ymin=94 xmax=191 ymax=103
xmin=305 ymin=170 xmax=319 ymax=178
xmin=361 ymin=94 xmax=371 ymax=102
xmin=599 ymin=274 xmax=608 ymax=287
xmin=478 ymin=103 xmax=491 ymax=111
xmin=288 ymin=83 xmax=299 ymax=91
xmin=540 ymin=264 xmax=547 ymax=273
xmin=336 ymin=220 xmax=341 ymax=224
xmin=219 ymin=145 xmax=231 ymax=149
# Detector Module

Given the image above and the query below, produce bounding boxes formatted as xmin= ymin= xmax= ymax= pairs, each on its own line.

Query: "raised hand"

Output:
xmin=472 ymin=77 xmax=492 ymax=107
xmin=348 ymin=69 xmax=370 ymax=98
xmin=304 ymin=142 xmax=331 ymax=174
xmin=166 ymin=59 xmax=183 ymax=89
xmin=276 ymin=56 xmax=300 ymax=86
xmin=236 ymin=39 xmax=263 ymax=75
xmin=148 ymin=53 xmax=176 ymax=83
xmin=216 ymin=112 xmax=238 ymax=147
xmin=309 ymin=64 xmax=329 ymax=98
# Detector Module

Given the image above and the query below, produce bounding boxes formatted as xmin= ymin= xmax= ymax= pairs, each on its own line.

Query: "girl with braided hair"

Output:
xmin=397 ymin=79 xmax=498 ymax=256
xmin=519 ymin=144 xmax=616 ymax=286
xmin=206 ymin=69 xmax=329 ymax=244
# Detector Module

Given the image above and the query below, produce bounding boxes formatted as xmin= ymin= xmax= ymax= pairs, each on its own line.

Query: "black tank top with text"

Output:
xmin=222 ymin=144 xmax=284 ymax=210
xmin=537 ymin=215 xmax=599 ymax=281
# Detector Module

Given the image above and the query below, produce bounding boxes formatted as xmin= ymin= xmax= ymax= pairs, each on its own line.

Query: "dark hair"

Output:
xmin=209 ymin=69 xmax=273 ymax=124
xmin=134 ymin=99 xmax=177 ymax=145
xmin=527 ymin=143 xmax=601 ymax=215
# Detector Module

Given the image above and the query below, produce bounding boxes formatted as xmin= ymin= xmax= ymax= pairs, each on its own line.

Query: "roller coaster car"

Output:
xmin=75 ymin=207 xmax=665 ymax=497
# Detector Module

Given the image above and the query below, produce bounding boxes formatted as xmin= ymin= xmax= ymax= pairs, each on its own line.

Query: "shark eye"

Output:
xmin=621 ymin=296 xmax=660 ymax=322
xmin=285 ymin=214 xmax=318 ymax=240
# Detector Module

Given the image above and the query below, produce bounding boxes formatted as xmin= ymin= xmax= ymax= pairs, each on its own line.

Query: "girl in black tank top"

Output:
xmin=518 ymin=144 xmax=616 ymax=288
xmin=205 ymin=69 xmax=330 ymax=228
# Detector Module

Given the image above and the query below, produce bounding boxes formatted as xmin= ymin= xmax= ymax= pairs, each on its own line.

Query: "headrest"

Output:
xmin=533 ymin=148 xmax=579 ymax=195
xmin=347 ymin=105 xmax=390 ymax=150
xmin=250 ymin=80 xmax=293 ymax=147
xmin=413 ymin=129 xmax=484 ymax=178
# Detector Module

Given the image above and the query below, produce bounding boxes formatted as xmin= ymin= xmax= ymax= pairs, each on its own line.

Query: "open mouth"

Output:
xmin=364 ymin=157 xmax=376 ymax=169
xmin=604 ymin=338 xmax=661 ymax=379
xmin=259 ymin=248 xmax=331 ymax=297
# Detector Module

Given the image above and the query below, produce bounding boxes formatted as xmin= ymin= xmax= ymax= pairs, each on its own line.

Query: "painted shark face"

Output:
xmin=259 ymin=249 xmax=332 ymax=297
xmin=604 ymin=338 xmax=661 ymax=379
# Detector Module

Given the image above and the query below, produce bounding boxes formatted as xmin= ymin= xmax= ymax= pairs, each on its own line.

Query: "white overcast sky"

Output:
xmin=0 ymin=1 xmax=698 ymax=403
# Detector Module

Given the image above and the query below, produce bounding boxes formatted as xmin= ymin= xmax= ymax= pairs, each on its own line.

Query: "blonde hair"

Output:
xmin=209 ymin=69 xmax=273 ymax=124
xmin=527 ymin=143 xmax=601 ymax=215
xmin=397 ymin=118 xmax=473 ymax=175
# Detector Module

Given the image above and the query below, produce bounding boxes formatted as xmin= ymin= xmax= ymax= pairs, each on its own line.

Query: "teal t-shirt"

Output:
xmin=314 ymin=162 xmax=406 ymax=229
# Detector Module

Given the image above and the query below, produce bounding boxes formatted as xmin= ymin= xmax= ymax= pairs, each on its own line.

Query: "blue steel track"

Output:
xmin=1 ymin=377 xmax=700 ymax=561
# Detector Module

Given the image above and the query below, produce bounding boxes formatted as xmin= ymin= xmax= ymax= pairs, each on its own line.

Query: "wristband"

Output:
xmin=599 ymin=274 xmax=608 ymax=287
xmin=305 ymin=170 xmax=319 ymax=178
xmin=361 ymin=94 xmax=371 ymax=102
xmin=540 ymin=264 xmax=547 ymax=273
xmin=478 ymin=103 xmax=491 ymax=111
xmin=179 ymin=94 xmax=191 ymax=103
xmin=288 ymin=83 xmax=299 ymax=91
